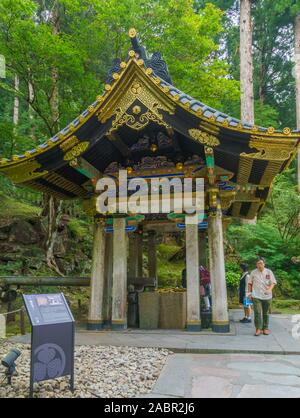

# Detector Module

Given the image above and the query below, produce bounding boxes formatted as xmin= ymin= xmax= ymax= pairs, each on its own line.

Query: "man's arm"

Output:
xmin=266 ymin=270 xmax=277 ymax=292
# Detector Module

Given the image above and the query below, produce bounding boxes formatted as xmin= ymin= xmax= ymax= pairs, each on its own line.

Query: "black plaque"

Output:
xmin=23 ymin=293 xmax=75 ymax=397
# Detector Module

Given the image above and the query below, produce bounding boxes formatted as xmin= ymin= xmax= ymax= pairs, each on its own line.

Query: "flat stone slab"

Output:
xmin=248 ymin=372 xmax=300 ymax=387
xmin=227 ymin=361 xmax=300 ymax=375
xmin=147 ymin=353 xmax=300 ymax=398
xmin=237 ymin=384 xmax=300 ymax=398
xmin=190 ymin=376 xmax=235 ymax=398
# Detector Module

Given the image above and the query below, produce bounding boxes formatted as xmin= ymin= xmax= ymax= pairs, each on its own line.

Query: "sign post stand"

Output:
xmin=23 ymin=293 xmax=75 ymax=398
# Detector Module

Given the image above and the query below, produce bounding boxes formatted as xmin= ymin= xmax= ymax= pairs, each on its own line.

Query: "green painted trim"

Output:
xmin=206 ymin=155 xmax=214 ymax=168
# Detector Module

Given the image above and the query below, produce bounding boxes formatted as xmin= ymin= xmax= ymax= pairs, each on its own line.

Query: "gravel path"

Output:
xmin=0 ymin=341 xmax=171 ymax=398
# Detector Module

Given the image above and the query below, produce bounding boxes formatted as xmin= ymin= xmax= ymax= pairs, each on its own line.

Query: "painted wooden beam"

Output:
xmin=107 ymin=133 xmax=131 ymax=157
xmin=71 ymin=157 xmax=101 ymax=180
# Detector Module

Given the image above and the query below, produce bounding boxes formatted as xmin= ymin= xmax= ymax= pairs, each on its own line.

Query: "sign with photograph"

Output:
xmin=23 ymin=293 xmax=75 ymax=397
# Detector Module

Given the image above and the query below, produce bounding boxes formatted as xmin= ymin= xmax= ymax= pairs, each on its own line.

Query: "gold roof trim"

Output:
xmin=0 ymin=52 xmax=299 ymax=179
xmin=0 ymin=160 xmax=48 ymax=183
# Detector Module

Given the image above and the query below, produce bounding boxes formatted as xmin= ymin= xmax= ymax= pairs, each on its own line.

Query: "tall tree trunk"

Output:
xmin=10 ymin=74 xmax=20 ymax=157
xmin=50 ymin=2 xmax=60 ymax=133
xmin=42 ymin=1 xmax=63 ymax=274
xmin=28 ymin=73 xmax=36 ymax=141
xmin=43 ymin=195 xmax=64 ymax=276
xmin=240 ymin=0 xmax=256 ymax=224
xmin=295 ymin=14 xmax=300 ymax=194
xmin=240 ymin=0 xmax=255 ymax=124
xmin=13 ymin=75 xmax=19 ymax=126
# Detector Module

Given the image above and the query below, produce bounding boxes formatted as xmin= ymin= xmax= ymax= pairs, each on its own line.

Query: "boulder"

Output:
xmin=8 ymin=220 xmax=39 ymax=244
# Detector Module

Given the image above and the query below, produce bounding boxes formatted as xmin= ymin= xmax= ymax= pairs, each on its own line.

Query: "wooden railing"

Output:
xmin=0 ymin=276 xmax=90 ymax=287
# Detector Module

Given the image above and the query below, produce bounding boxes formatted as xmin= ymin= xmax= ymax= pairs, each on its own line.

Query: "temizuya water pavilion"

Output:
xmin=0 ymin=29 xmax=299 ymax=333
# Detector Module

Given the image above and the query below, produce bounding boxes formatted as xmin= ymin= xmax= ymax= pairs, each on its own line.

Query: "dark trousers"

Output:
xmin=253 ymin=298 xmax=272 ymax=330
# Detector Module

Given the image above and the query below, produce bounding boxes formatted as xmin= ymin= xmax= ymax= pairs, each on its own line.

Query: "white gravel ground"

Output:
xmin=0 ymin=341 xmax=171 ymax=398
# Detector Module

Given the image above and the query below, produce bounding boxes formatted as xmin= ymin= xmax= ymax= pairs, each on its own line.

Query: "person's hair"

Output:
xmin=257 ymin=257 xmax=265 ymax=264
xmin=240 ymin=263 xmax=248 ymax=272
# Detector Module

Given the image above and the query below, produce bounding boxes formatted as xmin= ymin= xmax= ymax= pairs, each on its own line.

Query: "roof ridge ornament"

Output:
xmin=105 ymin=28 xmax=172 ymax=85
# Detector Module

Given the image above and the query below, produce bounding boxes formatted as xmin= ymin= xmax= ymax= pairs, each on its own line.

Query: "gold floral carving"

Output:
xmin=97 ymin=78 xmax=175 ymax=134
xmin=0 ymin=160 xmax=48 ymax=184
xmin=64 ymin=141 xmax=89 ymax=161
xmin=60 ymin=135 xmax=80 ymax=152
xmin=188 ymin=129 xmax=220 ymax=147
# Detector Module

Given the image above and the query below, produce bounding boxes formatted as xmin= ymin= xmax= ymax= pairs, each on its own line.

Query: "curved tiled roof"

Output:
xmin=0 ymin=33 xmax=299 ymax=220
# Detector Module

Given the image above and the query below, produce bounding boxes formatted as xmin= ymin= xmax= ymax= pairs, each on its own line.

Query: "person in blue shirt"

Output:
xmin=239 ymin=263 xmax=252 ymax=323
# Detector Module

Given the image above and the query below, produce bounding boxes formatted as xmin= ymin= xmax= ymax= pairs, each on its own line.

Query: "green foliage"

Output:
xmin=0 ymin=0 xmax=239 ymax=158
xmin=225 ymin=260 xmax=240 ymax=294
xmin=226 ymin=176 xmax=300 ymax=299
xmin=226 ymin=270 xmax=240 ymax=290
xmin=157 ymin=244 xmax=185 ymax=288
xmin=0 ymin=190 xmax=40 ymax=220
xmin=68 ymin=218 xmax=90 ymax=240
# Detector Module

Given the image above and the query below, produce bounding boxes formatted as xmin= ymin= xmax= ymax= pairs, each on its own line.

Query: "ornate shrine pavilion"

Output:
xmin=0 ymin=29 xmax=299 ymax=332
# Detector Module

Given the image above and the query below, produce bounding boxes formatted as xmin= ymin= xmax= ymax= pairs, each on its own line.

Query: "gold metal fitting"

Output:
xmin=145 ymin=67 xmax=153 ymax=75
xmin=176 ymin=162 xmax=183 ymax=170
xmin=132 ymin=105 xmax=141 ymax=115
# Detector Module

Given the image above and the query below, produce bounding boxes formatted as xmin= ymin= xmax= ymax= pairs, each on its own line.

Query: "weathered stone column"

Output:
xmin=112 ymin=217 xmax=128 ymax=330
xmin=128 ymin=233 xmax=139 ymax=279
xmin=137 ymin=232 xmax=143 ymax=277
xmin=148 ymin=230 xmax=157 ymax=281
xmin=185 ymin=216 xmax=201 ymax=331
xmin=198 ymin=232 xmax=207 ymax=267
xmin=208 ymin=209 xmax=230 ymax=333
xmin=103 ymin=233 xmax=113 ymax=328
xmin=87 ymin=220 xmax=106 ymax=330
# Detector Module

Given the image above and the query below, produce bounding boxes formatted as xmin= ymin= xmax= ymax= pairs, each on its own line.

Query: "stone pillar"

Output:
xmin=198 ymin=232 xmax=207 ymax=267
xmin=103 ymin=233 xmax=113 ymax=328
xmin=148 ymin=231 xmax=157 ymax=281
xmin=137 ymin=232 xmax=143 ymax=277
xmin=185 ymin=216 xmax=201 ymax=331
xmin=112 ymin=217 xmax=128 ymax=330
xmin=87 ymin=220 xmax=106 ymax=330
xmin=208 ymin=209 xmax=230 ymax=333
xmin=0 ymin=314 xmax=6 ymax=338
xmin=128 ymin=234 xmax=139 ymax=279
